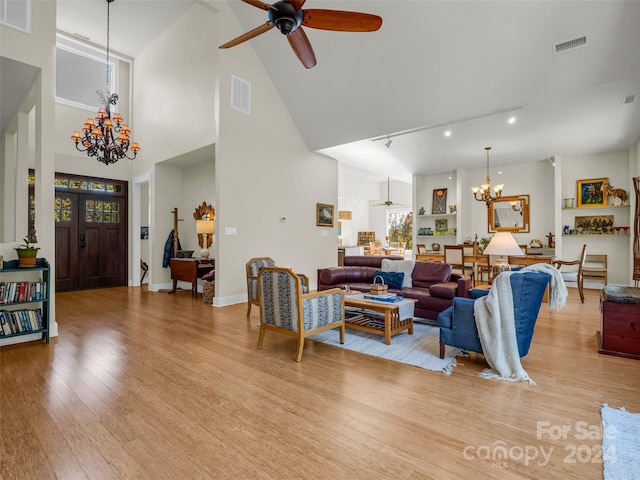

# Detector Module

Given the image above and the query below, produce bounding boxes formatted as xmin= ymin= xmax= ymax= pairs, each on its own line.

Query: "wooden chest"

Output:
xmin=598 ymin=286 xmax=640 ymax=360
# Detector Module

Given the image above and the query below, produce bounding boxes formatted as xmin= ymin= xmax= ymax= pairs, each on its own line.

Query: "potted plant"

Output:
xmin=15 ymin=230 xmax=40 ymax=268
xmin=479 ymin=236 xmax=493 ymax=253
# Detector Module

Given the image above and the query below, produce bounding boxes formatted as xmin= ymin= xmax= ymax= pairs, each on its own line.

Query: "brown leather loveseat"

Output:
xmin=317 ymin=256 xmax=472 ymax=321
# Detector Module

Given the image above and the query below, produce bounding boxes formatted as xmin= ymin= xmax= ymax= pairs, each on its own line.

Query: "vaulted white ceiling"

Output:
xmin=52 ymin=0 xmax=640 ymax=182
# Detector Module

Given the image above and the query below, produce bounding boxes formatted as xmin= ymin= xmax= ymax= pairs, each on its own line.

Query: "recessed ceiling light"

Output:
xmin=507 ymin=115 xmax=516 ymax=125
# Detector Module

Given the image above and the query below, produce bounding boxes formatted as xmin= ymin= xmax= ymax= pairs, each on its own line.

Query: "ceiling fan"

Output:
xmin=219 ymin=0 xmax=382 ymax=69
xmin=375 ymin=177 xmax=403 ymax=207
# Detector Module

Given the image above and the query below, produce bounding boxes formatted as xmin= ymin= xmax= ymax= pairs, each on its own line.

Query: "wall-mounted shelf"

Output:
xmin=417 ymin=213 xmax=457 ymax=218
xmin=562 ymin=205 xmax=629 ymax=210
xmin=416 ymin=234 xmax=456 ymax=238
xmin=562 ymin=234 xmax=630 ymax=237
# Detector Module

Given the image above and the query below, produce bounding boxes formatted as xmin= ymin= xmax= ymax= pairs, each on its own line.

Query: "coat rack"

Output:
xmin=171 ymin=207 xmax=183 ymax=258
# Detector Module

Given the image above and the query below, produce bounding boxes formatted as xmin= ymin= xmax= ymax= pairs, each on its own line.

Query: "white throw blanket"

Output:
xmin=473 ymin=266 xmax=568 ymax=383
xmin=474 ymin=272 xmax=533 ymax=383
xmin=521 ymin=263 xmax=568 ymax=311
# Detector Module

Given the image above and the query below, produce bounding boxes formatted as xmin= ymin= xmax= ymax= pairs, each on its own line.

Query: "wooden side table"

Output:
xmin=598 ymin=286 xmax=640 ymax=360
xmin=169 ymin=258 xmax=215 ymax=298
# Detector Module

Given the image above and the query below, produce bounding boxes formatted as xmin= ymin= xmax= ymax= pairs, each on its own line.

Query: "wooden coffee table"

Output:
xmin=343 ymin=293 xmax=416 ymax=345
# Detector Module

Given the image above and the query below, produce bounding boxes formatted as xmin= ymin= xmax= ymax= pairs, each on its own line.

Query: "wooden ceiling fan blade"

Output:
xmin=285 ymin=0 xmax=307 ymax=11
xmin=287 ymin=27 xmax=316 ymax=69
xmin=302 ymin=9 xmax=382 ymax=32
xmin=241 ymin=0 xmax=277 ymax=12
xmin=219 ymin=22 xmax=274 ymax=49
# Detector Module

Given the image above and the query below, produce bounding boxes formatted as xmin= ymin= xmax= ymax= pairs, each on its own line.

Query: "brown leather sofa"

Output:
xmin=317 ymin=256 xmax=472 ymax=321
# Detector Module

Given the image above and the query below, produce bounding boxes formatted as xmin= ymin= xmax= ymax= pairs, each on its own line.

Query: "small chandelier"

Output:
xmin=70 ymin=0 xmax=139 ymax=165
xmin=471 ymin=147 xmax=503 ymax=206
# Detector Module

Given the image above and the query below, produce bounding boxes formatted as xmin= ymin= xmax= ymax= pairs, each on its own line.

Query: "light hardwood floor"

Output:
xmin=1 ymin=285 xmax=639 ymax=479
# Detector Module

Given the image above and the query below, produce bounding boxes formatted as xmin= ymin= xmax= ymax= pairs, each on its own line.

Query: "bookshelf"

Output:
xmin=0 ymin=258 xmax=50 ymax=344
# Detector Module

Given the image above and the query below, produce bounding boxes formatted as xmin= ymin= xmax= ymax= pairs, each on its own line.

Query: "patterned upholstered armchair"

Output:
xmin=257 ymin=267 xmax=345 ymax=361
xmin=246 ymin=257 xmax=310 ymax=316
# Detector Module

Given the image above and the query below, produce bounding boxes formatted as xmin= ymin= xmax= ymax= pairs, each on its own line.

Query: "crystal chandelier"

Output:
xmin=70 ymin=0 xmax=139 ymax=165
xmin=471 ymin=147 xmax=503 ymax=206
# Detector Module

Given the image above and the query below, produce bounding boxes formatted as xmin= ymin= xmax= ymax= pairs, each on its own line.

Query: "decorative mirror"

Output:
xmin=194 ymin=202 xmax=215 ymax=249
xmin=488 ymin=194 xmax=530 ymax=233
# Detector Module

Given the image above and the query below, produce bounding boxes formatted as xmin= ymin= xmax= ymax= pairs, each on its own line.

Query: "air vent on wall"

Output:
xmin=231 ymin=75 xmax=251 ymax=114
xmin=623 ymin=94 xmax=636 ymax=105
xmin=554 ymin=35 xmax=587 ymax=55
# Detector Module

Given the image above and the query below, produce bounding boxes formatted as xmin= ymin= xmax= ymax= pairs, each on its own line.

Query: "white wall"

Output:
xmin=1 ymin=0 xmax=58 ymax=342
xmin=337 ymin=168 xmax=411 ymax=247
xmin=559 ymin=151 xmax=632 ymax=285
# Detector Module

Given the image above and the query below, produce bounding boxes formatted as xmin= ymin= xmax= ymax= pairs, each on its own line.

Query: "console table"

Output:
xmin=169 ymin=258 xmax=215 ymax=298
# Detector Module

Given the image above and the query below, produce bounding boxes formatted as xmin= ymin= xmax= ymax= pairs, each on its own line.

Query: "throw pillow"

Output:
xmin=381 ymin=259 xmax=415 ymax=288
xmin=373 ymin=270 xmax=404 ymax=290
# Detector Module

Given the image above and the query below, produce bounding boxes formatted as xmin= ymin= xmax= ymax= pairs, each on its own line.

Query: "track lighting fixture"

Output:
xmin=371 ymin=106 xmax=524 ymax=145
xmin=548 ymin=156 xmax=556 ymax=167
xmin=444 ymin=126 xmax=452 ymax=137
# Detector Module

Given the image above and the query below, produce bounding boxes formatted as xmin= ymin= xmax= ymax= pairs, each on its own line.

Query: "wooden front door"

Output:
xmin=55 ymin=175 xmax=128 ymax=292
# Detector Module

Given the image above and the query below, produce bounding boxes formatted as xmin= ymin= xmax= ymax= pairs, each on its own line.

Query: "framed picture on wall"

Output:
xmin=432 ymin=188 xmax=447 ymax=214
xmin=577 ymin=178 xmax=608 ymax=207
xmin=316 ymin=203 xmax=334 ymax=227
xmin=140 ymin=226 xmax=149 ymax=239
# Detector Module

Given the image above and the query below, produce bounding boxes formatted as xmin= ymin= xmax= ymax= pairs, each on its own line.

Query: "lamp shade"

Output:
xmin=196 ymin=219 xmax=214 ymax=235
xmin=482 ymin=232 xmax=524 ymax=257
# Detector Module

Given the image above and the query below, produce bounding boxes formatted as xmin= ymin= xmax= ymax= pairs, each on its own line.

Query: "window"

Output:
xmin=0 ymin=0 xmax=31 ymax=33
xmin=55 ymin=35 xmax=123 ymax=112
xmin=387 ymin=209 xmax=413 ymax=249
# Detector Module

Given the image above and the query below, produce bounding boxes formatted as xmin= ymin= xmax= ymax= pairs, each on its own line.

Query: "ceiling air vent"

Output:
xmin=231 ymin=75 xmax=251 ymax=114
xmin=623 ymin=94 xmax=636 ymax=105
xmin=554 ymin=35 xmax=587 ymax=55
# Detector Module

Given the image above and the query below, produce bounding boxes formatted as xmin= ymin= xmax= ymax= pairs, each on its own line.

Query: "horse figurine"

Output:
xmin=602 ymin=181 xmax=628 ymax=205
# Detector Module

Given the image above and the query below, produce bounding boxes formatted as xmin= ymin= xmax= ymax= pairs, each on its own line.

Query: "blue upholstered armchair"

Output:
xmin=257 ymin=267 xmax=345 ymax=361
xmin=437 ymin=271 xmax=551 ymax=359
xmin=246 ymin=257 xmax=309 ymax=316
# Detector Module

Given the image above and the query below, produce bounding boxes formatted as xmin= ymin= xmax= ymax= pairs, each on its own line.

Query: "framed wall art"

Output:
xmin=432 ymin=188 xmax=447 ymax=214
xmin=577 ymin=178 xmax=608 ymax=207
xmin=316 ymin=203 xmax=334 ymax=227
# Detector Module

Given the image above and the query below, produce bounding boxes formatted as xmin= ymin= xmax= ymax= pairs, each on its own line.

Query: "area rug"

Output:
xmin=601 ymin=404 xmax=640 ymax=479
xmin=308 ymin=323 xmax=460 ymax=374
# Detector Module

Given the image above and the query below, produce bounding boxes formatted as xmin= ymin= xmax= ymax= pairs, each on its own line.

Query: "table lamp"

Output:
xmin=196 ymin=219 xmax=215 ymax=258
xmin=482 ymin=231 xmax=524 ymax=277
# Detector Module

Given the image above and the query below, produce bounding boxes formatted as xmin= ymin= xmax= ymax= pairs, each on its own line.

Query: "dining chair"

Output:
xmin=444 ymin=245 xmax=474 ymax=280
xmin=582 ymin=254 xmax=608 ymax=287
xmin=554 ymin=244 xmax=587 ymax=303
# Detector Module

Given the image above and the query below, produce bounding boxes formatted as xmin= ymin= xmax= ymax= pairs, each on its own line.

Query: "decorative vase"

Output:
xmin=15 ymin=247 xmax=40 ymax=268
